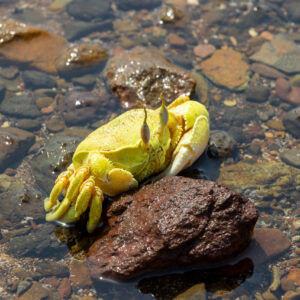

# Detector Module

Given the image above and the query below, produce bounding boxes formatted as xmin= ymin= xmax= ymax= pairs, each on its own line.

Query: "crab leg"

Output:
xmin=74 ymin=176 xmax=95 ymax=217
xmin=44 ymin=164 xmax=75 ymax=211
xmin=46 ymin=166 xmax=89 ymax=221
xmin=87 ymin=186 xmax=103 ymax=233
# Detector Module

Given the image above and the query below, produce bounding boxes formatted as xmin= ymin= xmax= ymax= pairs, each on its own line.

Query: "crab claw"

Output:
xmin=45 ymin=165 xmax=104 ymax=233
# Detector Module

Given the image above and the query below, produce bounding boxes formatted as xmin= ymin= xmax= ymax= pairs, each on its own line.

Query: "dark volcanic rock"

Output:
xmin=87 ymin=176 xmax=258 ymax=280
xmin=0 ymin=127 xmax=35 ymax=171
xmin=58 ymin=91 xmax=113 ymax=126
xmin=106 ymin=48 xmax=196 ymax=108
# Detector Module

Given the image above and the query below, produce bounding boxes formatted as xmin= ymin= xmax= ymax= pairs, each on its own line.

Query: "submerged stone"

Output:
xmin=115 ymin=0 xmax=162 ymax=10
xmin=280 ymin=149 xmax=300 ymax=169
xmin=87 ymin=176 xmax=258 ymax=280
xmin=0 ymin=127 xmax=35 ymax=171
xmin=250 ymin=34 xmax=300 ymax=74
xmin=0 ymin=20 xmax=67 ymax=74
xmin=30 ymin=135 xmax=82 ymax=193
xmin=276 ymin=78 xmax=300 ymax=106
xmin=200 ymin=48 xmax=250 ymax=91
xmin=56 ymin=44 xmax=108 ymax=77
xmin=66 ymin=0 xmax=113 ymax=21
xmin=0 ymin=94 xmax=42 ymax=118
xmin=0 ymin=174 xmax=43 ymax=228
xmin=106 ymin=47 xmax=196 ymax=108
xmin=282 ymin=107 xmax=300 ymax=138
xmin=218 ymin=161 xmax=300 ymax=199
xmin=58 ymin=91 xmax=113 ymax=126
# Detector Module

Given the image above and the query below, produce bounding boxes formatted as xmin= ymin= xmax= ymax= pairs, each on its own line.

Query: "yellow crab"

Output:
xmin=44 ymin=95 xmax=209 ymax=233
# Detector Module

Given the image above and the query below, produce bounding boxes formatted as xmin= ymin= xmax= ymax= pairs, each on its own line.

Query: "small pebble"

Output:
xmin=41 ymin=106 xmax=54 ymax=115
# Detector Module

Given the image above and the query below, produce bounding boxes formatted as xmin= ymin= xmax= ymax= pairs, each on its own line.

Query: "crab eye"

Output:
xmin=141 ymin=123 xmax=150 ymax=145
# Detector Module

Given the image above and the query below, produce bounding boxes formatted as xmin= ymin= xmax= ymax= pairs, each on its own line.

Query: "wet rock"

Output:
xmin=251 ymin=63 xmax=286 ymax=79
xmin=7 ymin=224 xmax=65 ymax=257
xmin=287 ymin=269 xmax=300 ymax=287
xmin=0 ymin=174 xmax=44 ymax=228
xmin=0 ymin=65 xmax=19 ymax=79
xmin=69 ymin=260 xmax=93 ymax=288
xmin=191 ymin=72 xmax=208 ymax=106
xmin=0 ymin=127 xmax=35 ymax=171
xmin=284 ymin=0 xmax=300 ymax=23
xmin=228 ymin=126 xmax=245 ymax=143
xmin=35 ymin=260 xmax=69 ymax=278
xmin=59 ymin=278 xmax=71 ymax=299
xmin=17 ymin=282 xmax=50 ymax=300
xmin=0 ymin=79 xmax=5 ymax=101
xmin=113 ymin=19 xmax=138 ymax=33
xmin=266 ymin=119 xmax=285 ymax=131
xmin=45 ymin=115 xmax=65 ymax=133
xmin=208 ymin=130 xmax=237 ymax=159
xmin=245 ymin=228 xmax=291 ymax=265
xmin=250 ymin=34 xmax=300 ymax=74
xmin=257 ymin=105 xmax=275 ymax=121
xmin=0 ymin=20 xmax=67 ymax=74
xmin=245 ymin=85 xmax=269 ymax=103
xmin=16 ymin=279 xmax=32 ymax=296
xmin=106 ymin=48 xmax=196 ymax=108
xmin=30 ymin=135 xmax=82 ymax=194
xmin=56 ymin=44 xmax=108 ymax=77
xmin=167 ymin=33 xmax=186 ymax=47
xmin=115 ymin=0 xmax=162 ymax=10
xmin=193 ymin=44 xmax=215 ymax=58
xmin=15 ymin=119 xmax=42 ymax=132
xmin=220 ymin=106 xmax=258 ymax=129
xmin=218 ymin=161 xmax=300 ymax=199
xmin=249 ymin=140 xmax=261 ymax=155
xmin=280 ymin=149 xmax=300 ymax=168
xmin=0 ymin=94 xmax=42 ymax=118
xmin=22 ymin=70 xmax=57 ymax=89
xmin=58 ymin=91 xmax=112 ymax=126
xmin=281 ymin=277 xmax=297 ymax=292
xmin=72 ymin=74 xmax=96 ymax=88
xmin=160 ymin=6 xmax=183 ymax=23
xmin=283 ymin=291 xmax=300 ymax=300
xmin=137 ymin=258 xmax=253 ymax=300
xmin=276 ymin=78 xmax=300 ymax=106
xmin=35 ymin=97 xmax=54 ymax=109
xmin=200 ymin=48 xmax=250 ymax=91
xmin=282 ymin=107 xmax=300 ymax=138
xmin=87 ymin=176 xmax=258 ymax=280
xmin=49 ymin=0 xmax=73 ymax=10
xmin=66 ymin=0 xmax=113 ymax=21
xmin=13 ymin=8 xmax=46 ymax=25
xmin=291 ymin=74 xmax=300 ymax=87
xmin=64 ymin=20 xmax=112 ymax=41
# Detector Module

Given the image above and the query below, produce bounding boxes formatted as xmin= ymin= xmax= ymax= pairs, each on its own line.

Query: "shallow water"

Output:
xmin=0 ymin=0 xmax=299 ymax=299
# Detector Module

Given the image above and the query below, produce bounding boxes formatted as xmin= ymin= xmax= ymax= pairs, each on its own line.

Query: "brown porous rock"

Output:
xmin=87 ymin=176 xmax=258 ymax=280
